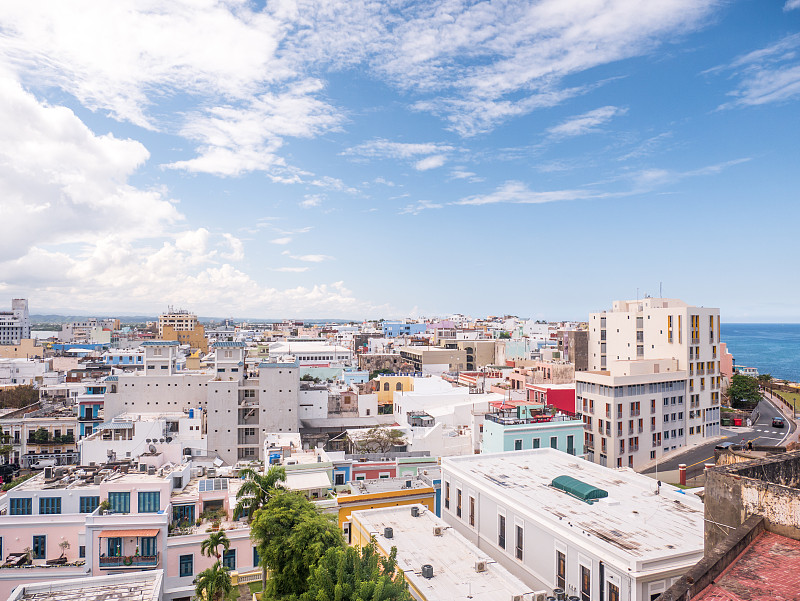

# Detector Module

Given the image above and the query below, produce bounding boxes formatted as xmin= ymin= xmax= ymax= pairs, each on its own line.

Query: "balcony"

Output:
xmin=99 ymin=553 xmax=159 ymax=569
xmin=484 ymin=413 xmax=579 ymax=426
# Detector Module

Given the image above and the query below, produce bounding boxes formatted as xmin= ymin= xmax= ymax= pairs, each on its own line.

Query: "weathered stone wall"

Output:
xmin=704 ymin=451 xmax=800 ymax=551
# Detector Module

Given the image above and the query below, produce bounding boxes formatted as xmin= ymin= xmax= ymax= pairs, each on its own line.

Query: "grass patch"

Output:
xmin=248 ymin=582 xmax=263 ymax=594
xmin=777 ymin=390 xmax=800 ymax=410
xmin=2 ymin=473 xmax=34 ymax=491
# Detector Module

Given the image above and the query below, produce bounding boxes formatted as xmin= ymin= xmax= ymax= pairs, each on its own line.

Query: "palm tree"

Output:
xmin=234 ymin=465 xmax=286 ymax=520
xmin=200 ymin=531 xmax=230 ymax=560
xmin=194 ymin=560 xmax=232 ymax=601
xmin=234 ymin=465 xmax=286 ymax=590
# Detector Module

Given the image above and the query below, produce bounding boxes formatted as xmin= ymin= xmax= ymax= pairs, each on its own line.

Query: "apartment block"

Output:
xmin=0 ymin=299 xmax=30 ymax=345
xmin=577 ymin=299 xmax=722 ymax=470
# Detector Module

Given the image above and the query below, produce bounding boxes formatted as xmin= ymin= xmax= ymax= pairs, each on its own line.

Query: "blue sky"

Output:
xmin=0 ymin=0 xmax=799 ymax=321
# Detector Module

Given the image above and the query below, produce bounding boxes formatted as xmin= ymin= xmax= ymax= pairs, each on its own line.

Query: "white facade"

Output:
xmin=441 ymin=449 xmax=704 ymax=601
xmin=578 ymin=298 xmax=722 ymax=470
xmin=0 ymin=299 xmax=30 ymax=345
xmin=267 ymin=341 xmax=353 ymax=366
xmin=0 ymin=358 xmax=52 ymax=386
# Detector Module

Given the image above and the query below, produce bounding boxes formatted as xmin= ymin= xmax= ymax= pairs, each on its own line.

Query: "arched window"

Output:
xmin=396 ymin=382 xmax=402 ymax=391
xmin=383 ymin=382 xmax=390 ymax=391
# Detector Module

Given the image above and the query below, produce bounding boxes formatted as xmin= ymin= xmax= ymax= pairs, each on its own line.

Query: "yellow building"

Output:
xmin=336 ymin=477 xmax=435 ymax=532
xmin=0 ymin=339 xmax=42 ymax=359
xmin=375 ymin=375 xmax=413 ymax=406
xmin=161 ymin=323 xmax=208 ymax=353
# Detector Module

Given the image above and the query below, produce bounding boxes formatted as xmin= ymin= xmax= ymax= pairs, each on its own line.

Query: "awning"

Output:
xmin=98 ymin=529 xmax=160 ymax=538
xmin=99 ymin=422 xmax=134 ymax=430
xmin=284 ymin=471 xmax=331 ymax=491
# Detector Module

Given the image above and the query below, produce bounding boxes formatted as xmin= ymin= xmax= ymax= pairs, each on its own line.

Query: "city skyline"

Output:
xmin=1 ymin=1 xmax=799 ymax=320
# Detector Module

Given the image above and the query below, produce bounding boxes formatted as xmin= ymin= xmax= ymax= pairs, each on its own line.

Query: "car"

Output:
xmin=715 ymin=441 xmax=735 ymax=450
xmin=30 ymin=459 xmax=56 ymax=470
xmin=772 ymin=416 xmax=785 ymax=428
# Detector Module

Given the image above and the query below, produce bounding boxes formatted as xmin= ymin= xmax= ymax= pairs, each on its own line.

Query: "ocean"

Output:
xmin=721 ymin=323 xmax=800 ymax=383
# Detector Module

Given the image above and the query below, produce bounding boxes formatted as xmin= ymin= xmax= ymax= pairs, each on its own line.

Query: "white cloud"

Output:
xmin=344 ymin=139 xmax=455 ymax=160
xmin=289 ymin=254 xmax=334 ymax=263
xmin=455 ymin=181 xmax=603 ymax=206
xmin=271 ymin=237 xmax=293 ymax=245
xmin=399 ymin=200 xmax=443 ymax=215
xmin=300 ymin=194 xmax=323 ymax=208
xmin=414 ymin=155 xmax=447 ymax=171
xmin=272 ymin=266 xmax=310 ymax=273
xmin=546 ymin=106 xmax=627 ymax=138
xmin=785 ymin=0 xmax=800 ymax=11
xmin=450 ymin=168 xmax=484 ymax=183
xmin=714 ymin=34 xmax=800 ymax=108
xmin=221 ymin=234 xmax=244 ymax=261
xmin=372 ymin=0 xmax=717 ymax=135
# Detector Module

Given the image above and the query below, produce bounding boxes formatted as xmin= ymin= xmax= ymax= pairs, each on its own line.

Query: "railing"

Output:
xmin=484 ymin=414 xmax=579 ymax=426
xmin=99 ymin=553 xmax=159 ymax=568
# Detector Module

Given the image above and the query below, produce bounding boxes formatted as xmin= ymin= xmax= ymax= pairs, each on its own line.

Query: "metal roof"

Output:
xmin=212 ymin=341 xmax=247 ymax=348
xmin=551 ymin=475 xmax=608 ymax=503
xmin=141 ymin=340 xmax=180 ymax=346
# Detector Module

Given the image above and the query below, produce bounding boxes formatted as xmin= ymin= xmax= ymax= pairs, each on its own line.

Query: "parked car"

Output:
xmin=715 ymin=441 xmax=735 ymax=450
xmin=772 ymin=416 xmax=785 ymax=428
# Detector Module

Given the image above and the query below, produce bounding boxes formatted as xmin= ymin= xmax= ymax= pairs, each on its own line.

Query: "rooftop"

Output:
xmin=343 ymin=475 xmax=433 ymax=497
xmin=351 ymin=505 xmax=533 ymax=600
xmin=695 ymin=532 xmax=800 ymax=601
xmin=443 ymin=449 xmax=704 ymax=568
xmin=8 ymin=567 xmax=162 ymax=601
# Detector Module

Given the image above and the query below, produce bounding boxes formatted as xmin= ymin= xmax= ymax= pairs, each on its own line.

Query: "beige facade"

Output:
xmin=158 ymin=309 xmax=199 ymax=338
xmin=0 ymin=339 xmax=42 ymax=359
xmin=436 ymin=339 xmax=496 ymax=370
xmin=398 ymin=346 xmax=466 ymax=373
xmin=577 ymin=298 xmax=722 ymax=470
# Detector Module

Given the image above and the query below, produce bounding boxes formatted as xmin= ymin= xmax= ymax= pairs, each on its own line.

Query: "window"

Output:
xmin=556 ymin=551 xmax=566 ymax=589
xmin=79 ymin=496 xmax=100 ymax=514
xmin=223 ymin=549 xmax=236 ymax=570
xmin=108 ymin=491 xmax=130 ymax=514
xmin=32 ymin=535 xmax=46 ymax=560
xmin=138 ymin=491 xmax=160 ymax=513
xmin=456 ymin=489 xmax=463 ymax=518
xmin=608 ymin=582 xmax=620 ymax=601
xmin=10 ymin=498 xmax=32 ymax=515
xmin=514 ymin=439 xmax=522 ymax=451
xmin=515 ymin=525 xmax=524 ymax=560
xmin=141 ymin=536 xmax=157 ymax=556
xmin=550 ymin=436 xmax=558 ymax=449
xmin=396 ymin=382 xmax=402 ymax=390
xmin=567 ymin=435 xmax=575 ymax=455
xmin=39 ymin=497 xmax=61 ymax=515
xmin=383 ymin=382 xmax=389 ymax=391
xmin=79 ymin=546 xmax=85 ymax=558
xmin=498 ymin=514 xmax=506 ymax=549
xmin=173 ymin=504 xmax=195 ymax=524
xmin=107 ymin=537 xmax=122 ymax=557
xmin=581 ymin=565 xmax=591 ymax=601
xmin=533 ymin=438 xmax=541 ymax=449
xmin=444 ymin=482 xmax=450 ymax=510
xmin=469 ymin=496 xmax=475 ymax=527
xmin=253 ymin=546 xmax=260 ymax=568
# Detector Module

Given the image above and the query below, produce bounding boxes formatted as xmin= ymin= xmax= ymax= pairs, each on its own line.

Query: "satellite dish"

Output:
xmin=166 ymin=437 xmax=173 ymax=443
xmin=146 ymin=439 xmax=151 ymax=443
xmin=160 ymin=438 xmax=166 ymax=443
xmin=148 ymin=444 xmax=157 ymax=454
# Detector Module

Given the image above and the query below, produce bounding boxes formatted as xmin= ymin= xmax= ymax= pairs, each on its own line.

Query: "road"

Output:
xmin=641 ymin=396 xmax=795 ymax=481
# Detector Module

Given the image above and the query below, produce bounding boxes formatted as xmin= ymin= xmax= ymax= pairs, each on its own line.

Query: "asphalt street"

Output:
xmin=642 ymin=396 xmax=795 ymax=481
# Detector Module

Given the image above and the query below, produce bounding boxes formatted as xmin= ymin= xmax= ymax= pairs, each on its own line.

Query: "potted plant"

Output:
xmin=58 ymin=540 xmax=70 ymax=558
xmin=98 ymin=499 xmax=112 ymax=514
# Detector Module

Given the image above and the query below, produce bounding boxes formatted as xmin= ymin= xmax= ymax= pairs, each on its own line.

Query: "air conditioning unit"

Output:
xmin=410 ymin=506 xmax=420 ymax=517
xmin=384 ymin=527 xmax=393 ymax=539
xmin=433 ymin=526 xmax=443 ymax=536
xmin=512 ymin=595 xmax=524 ymax=601
xmin=421 ymin=564 xmax=434 ymax=579
xmin=532 ymin=592 xmax=548 ymax=601
xmin=474 ymin=560 xmax=487 ymax=573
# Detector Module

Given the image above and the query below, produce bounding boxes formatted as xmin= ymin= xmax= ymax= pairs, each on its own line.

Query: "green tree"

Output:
xmin=194 ymin=560 xmax=232 ymax=601
xmin=234 ymin=465 xmax=286 ymax=589
xmin=33 ymin=428 xmax=50 ymax=444
xmin=352 ymin=427 xmax=407 ymax=453
xmin=0 ymin=431 xmax=12 ymax=464
xmin=301 ymin=539 xmax=413 ymax=601
xmin=757 ymin=373 xmax=773 ymax=395
xmin=497 ymin=331 xmax=511 ymax=339
xmin=728 ymin=374 xmax=761 ymax=407
xmin=201 ymin=530 xmax=230 ymax=560
xmin=250 ymin=490 xmax=344 ymax=599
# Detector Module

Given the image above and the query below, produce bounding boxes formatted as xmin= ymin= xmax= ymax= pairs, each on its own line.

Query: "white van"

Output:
xmin=31 ymin=459 xmax=56 ymax=469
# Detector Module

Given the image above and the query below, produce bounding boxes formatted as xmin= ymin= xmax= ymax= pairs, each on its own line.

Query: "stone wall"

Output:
xmin=704 ymin=451 xmax=800 ymax=551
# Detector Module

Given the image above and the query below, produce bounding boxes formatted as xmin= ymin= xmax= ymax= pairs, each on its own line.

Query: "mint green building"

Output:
xmin=481 ymin=411 xmax=585 ymax=455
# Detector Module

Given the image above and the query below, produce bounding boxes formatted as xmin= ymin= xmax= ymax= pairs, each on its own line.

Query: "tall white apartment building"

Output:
xmin=0 ymin=299 xmax=30 ymax=345
xmin=577 ymin=298 xmax=722 ymax=469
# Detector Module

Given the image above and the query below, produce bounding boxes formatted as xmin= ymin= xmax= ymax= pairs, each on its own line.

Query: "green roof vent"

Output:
xmin=551 ymin=475 xmax=608 ymax=504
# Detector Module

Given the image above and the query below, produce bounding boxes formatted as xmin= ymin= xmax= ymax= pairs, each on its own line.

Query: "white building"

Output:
xmin=266 ymin=341 xmax=353 ymax=366
xmin=350 ymin=505 xmax=534 ymax=601
xmin=158 ymin=308 xmax=199 ymax=338
xmin=0 ymin=358 xmax=54 ymax=386
xmin=0 ymin=299 xmax=30 ymax=345
xmin=576 ymin=298 xmax=722 ymax=470
xmin=441 ymin=449 xmax=704 ymax=601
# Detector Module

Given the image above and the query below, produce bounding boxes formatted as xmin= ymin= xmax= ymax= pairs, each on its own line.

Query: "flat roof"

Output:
xmin=351 ymin=505 xmax=534 ymax=600
xmin=9 ymin=567 xmax=162 ymax=601
xmin=443 ymin=449 xmax=704 ymax=569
